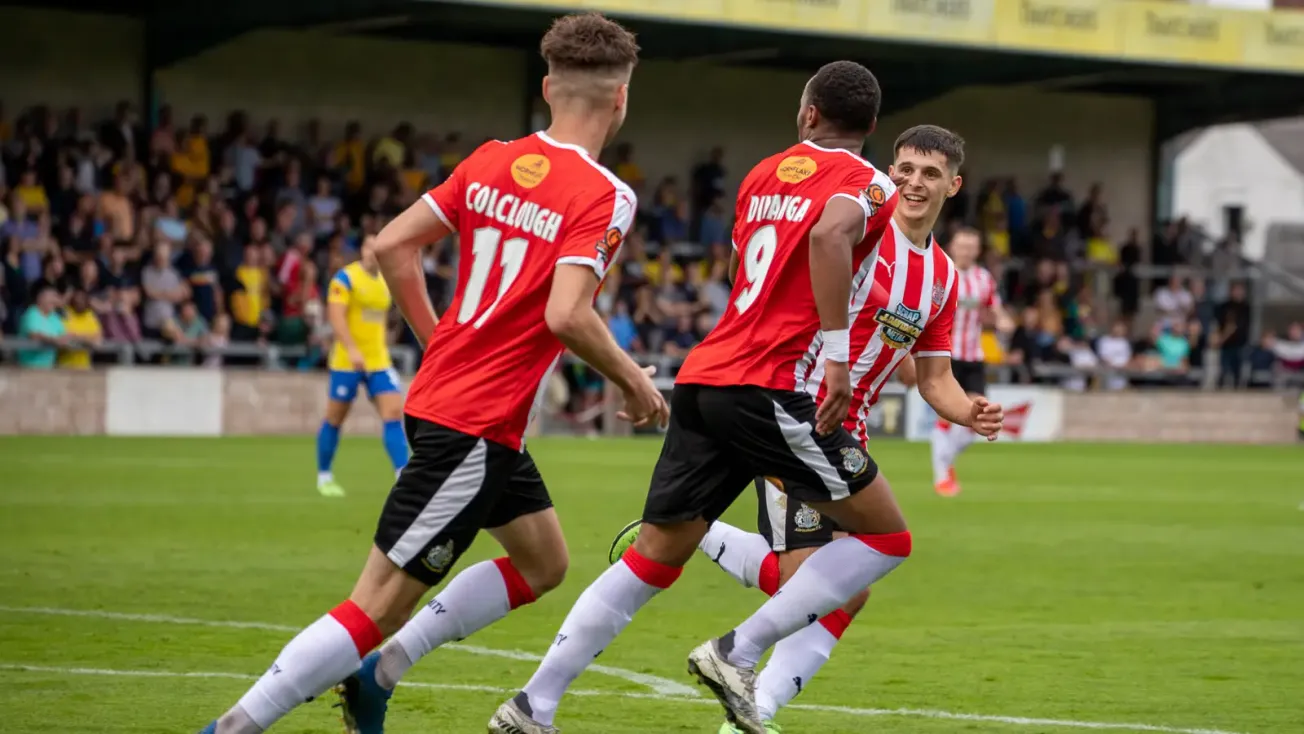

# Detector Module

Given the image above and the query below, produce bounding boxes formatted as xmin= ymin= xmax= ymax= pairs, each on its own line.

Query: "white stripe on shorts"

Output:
xmin=386 ymin=438 xmax=488 ymax=567
xmin=770 ymin=400 xmax=851 ymax=501
xmin=763 ymin=479 xmax=788 ymax=552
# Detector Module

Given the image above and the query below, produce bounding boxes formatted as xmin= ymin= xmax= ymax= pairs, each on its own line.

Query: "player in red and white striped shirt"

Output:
xmin=931 ymin=227 xmax=1013 ymax=496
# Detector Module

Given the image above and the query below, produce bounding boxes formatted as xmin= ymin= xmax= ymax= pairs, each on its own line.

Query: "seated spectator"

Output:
xmin=696 ymin=258 xmax=731 ymax=330
xmin=101 ymin=283 xmax=143 ymax=344
xmin=1247 ymin=333 xmax=1278 ymax=388
xmin=1095 ymin=320 xmax=1133 ymax=390
xmin=1274 ymin=322 xmax=1304 ymax=373
xmin=631 ymin=285 xmax=663 ymax=352
xmin=32 ymin=253 xmax=71 ymax=305
xmin=308 ymin=174 xmax=341 ymax=238
xmin=76 ymin=260 xmax=110 ymax=315
xmin=278 ymin=257 xmax=320 ymax=345
xmin=49 ymin=165 xmax=79 ymax=226
xmin=1147 ymin=321 xmax=1191 ymax=373
xmin=698 ymin=199 xmax=728 ymax=251
xmin=277 ymin=160 xmax=308 ymax=232
xmin=14 ymin=169 xmax=48 ymax=216
xmin=613 ymin=143 xmax=645 ymax=197
xmin=1153 ymin=275 xmax=1193 ymax=330
xmin=226 ymin=130 xmax=262 ymax=194
xmin=333 ymin=121 xmax=367 ymax=193
xmin=661 ymin=313 xmax=698 ymax=358
xmin=60 ymin=195 xmax=103 ymax=263
xmin=17 ymin=284 xmax=66 ymax=368
xmin=181 ymin=235 xmax=222 ymax=323
xmin=172 ymin=115 xmax=211 ymax=187
xmin=162 ymin=300 xmax=210 ymax=364
xmin=205 ymin=313 xmax=231 ymax=367
xmin=140 ymin=241 xmax=189 ymax=338
xmin=57 ymin=289 xmax=102 ymax=369
xmin=150 ymin=104 xmax=176 ymax=160
xmin=607 ymin=299 xmax=640 ymax=352
xmin=155 ymin=199 xmax=188 ymax=244
xmin=1057 ymin=336 xmax=1098 ymax=392
xmin=98 ymin=172 xmax=136 ymax=242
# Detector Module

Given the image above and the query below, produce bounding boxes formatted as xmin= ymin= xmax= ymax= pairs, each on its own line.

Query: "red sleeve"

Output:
xmin=914 ymin=271 xmax=957 ymax=358
xmin=828 ymin=167 xmax=898 ymax=243
xmin=421 ymin=140 xmax=506 ymax=233
xmin=556 ymin=182 xmax=637 ymax=281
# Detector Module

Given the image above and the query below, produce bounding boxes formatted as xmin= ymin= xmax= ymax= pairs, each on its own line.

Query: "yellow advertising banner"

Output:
xmin=991 ymin=0 xmax=1119 ymax=56
xmin=860 ymin=0 xmax=997 ymax=46
xmin=1118 ymin=1 xmax=1245 ymax=67
xmin=1241 ymin=10 xmax=1304 ymax=71
xmin=730 ymin=0 xmax=866 ymax=36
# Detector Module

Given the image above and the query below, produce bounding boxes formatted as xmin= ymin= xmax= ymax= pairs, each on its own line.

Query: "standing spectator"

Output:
xmin=32 ymin=253 xmax=71 ymax=304
xmin=607 ymin=299 xmax=640 ymax=352
xmin=308 ymin=174 xmax=342 ymax=238
xmin=226 ymin=130 xmax=262 ymax=194
xmin=690 ymin=146 xmax=726 ymax=235
xmin=413 ymin=133 xmax=443 ymax=186
xmin=1113 ymin=228 xmax=1142 ymax=325
xmin=1208 ymin=234 xmax=1241 ymax=301
xmin=1095 ymin=320 xmax=1133 ymax=390
xmin=17 ymin=284 xmax=66 ymax=368
xmin=660 ymin=313 xmax=698 ymax=358
xmin=229 ymin=242 xmax=269 ymax=342
xmin=1153 ymin=275 xmax=1193 ymax=330
xmin=98 ymin=101 xmax=141 ymax=162
xmin=372 ymin=122 xmax=411 ymax=172
xmin=48 ymin=166 xmax=80 ymax=228
xmin=98 ymin=171 xmax=136 ymax=243
xmin=1032 ymin=208 xmax=1070 ymax=261
xmin=1214 ymin=282 xmax=1251 ymax=387
xmin=1247 ymin=333 xmax=1279 ymax=388
xmin=155 ymin=199 xmax=188 ymax=244
xmin=213 ymin=205 xmax=242 ymax=273
xmin=270 ymin=202 xmax=298 ymax=253
xmin=171 ymin=115 xmax=211 ymax=193
xmin=277 ymin=247 xmax=319 ymax=345
xmin=259 ymin=119 xmax=288 ymax=165
xmin=612 ymin=142 xmax=645 ymax=196
xmin=1003 ymin=178 xmax=1027 ymax=241
xmin=698 ymin=200 xmax=728 ymax=251
xmin=182 ymin=236 xmax=223 ymax=323
xmin=57 ymin=289 xmax=102 ymax=369
xmin=1189 ymin=277 xmax=1215 ymax=336
xmin=333 ymin=122 xmax=367 ymax=194
xmin=1035 ymin=171 xmax=1073 ymax=222
xmin=150 ymin=105 xmax=176 ymax=161
xmin=140 ymin=241 xmax=188 ymax=338
xmin=77 ymin=259 xmax=109 ymax=314
xmin=1076 ymin=183 xmax=1108 ymax=237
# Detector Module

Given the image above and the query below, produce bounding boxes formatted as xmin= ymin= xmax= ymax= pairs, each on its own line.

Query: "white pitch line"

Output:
xmin=0 ymin=663 xmax=1250 ymax=734
xmin=0 ymin=606 xmax=696 ymax=698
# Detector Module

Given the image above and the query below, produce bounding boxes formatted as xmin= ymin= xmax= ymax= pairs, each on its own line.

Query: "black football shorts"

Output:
xmin=374 ymin=416 xmax=553 ymax=586
xmin=642 ymin=384 xmax=878 ymax=525
xmin=951 ymin=360 xmax=988 ymax=395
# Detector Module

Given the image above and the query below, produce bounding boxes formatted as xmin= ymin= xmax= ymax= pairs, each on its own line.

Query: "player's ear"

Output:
xmin=948 ymin=173 xmax=963 ymax=199
xmin=614 ymin=82 xmax=628 ymax=113
xmin=541 ymin=75 xmax=553 ymax=105
xmin=867 ymin=118 xmax=877 ymax=137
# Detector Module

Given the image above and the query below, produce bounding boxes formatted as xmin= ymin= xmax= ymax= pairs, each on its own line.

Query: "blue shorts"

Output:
xmin=328 ymin=368 xmax=401 ymax=403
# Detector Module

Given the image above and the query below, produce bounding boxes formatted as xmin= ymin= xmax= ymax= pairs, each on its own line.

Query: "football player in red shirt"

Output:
xmin=492 ymin=63 xmax=1002 ymax=732
xmin=199 ymin=14 xmax=666 ymax=734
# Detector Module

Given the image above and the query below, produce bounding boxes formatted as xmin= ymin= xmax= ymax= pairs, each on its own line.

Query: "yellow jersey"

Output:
xmin=58 ymin=308 xmax=101 ymax=369
xmin=328 ymin=261 xmax=393 ymax=372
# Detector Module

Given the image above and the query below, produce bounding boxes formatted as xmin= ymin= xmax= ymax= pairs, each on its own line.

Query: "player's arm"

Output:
xmin=895 ymin=352 xmax=918 ymax=388
xmin=372 ymin=201 xmax=446 ymax=349
xmin=808 ymin=195 xmax=867 ymax=434
xmin=914 ymin=286 xmax=1002 ymax=438
xmin=326 ymin=271 xmax=363 ymax=368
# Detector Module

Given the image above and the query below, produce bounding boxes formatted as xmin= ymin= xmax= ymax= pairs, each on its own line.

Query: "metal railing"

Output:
xmin=0 ymin=338 xmax=419 ymax=373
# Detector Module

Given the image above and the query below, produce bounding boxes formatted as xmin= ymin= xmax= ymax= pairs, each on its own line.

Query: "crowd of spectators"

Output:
xmin=1 ymin=100 xmax=1301 ymax=392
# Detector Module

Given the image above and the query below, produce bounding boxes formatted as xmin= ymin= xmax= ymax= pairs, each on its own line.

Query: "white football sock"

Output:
xmin=930 ymin=422 xmax=955 ymax=485
xmin=754 ymin=621 xmax=840 ymax=720
xmin=377 ymin=559 xmax=529 ymax=689
xmin=226 ymin=603 xmax=380 ymax=732
xmin=724 ymin=534 xmax=909 ymax=668
xmin=699 ymin=520 xmax=772 ymax=589
xmin=950 ymin=424 xmax=976 ymax=463
xmin=317 ymin=471 xmax=332 ymax=484
xmin=518 ymin=552 xmax=679 ymax=725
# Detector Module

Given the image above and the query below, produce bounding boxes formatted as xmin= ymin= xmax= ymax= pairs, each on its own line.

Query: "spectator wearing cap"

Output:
xmin=17 ymin=284 xmax=66 ymax=368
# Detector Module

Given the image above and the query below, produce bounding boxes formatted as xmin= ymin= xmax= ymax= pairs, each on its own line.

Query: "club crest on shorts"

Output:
xmin=422 ymin=540 xmax=455 ymax=574
xmin=840 ymin=446 xmax=869 ymax=476
xmin=873 ymin=303 xmax=924 ymax=349
xmin=793 ymin=504 xmax=822 ymax=532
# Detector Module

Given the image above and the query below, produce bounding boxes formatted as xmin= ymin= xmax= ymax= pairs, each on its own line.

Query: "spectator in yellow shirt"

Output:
xmin=171 ymin=115 xmax=211 ymax=184
xmin=15 ymin=169 xmax=49 ymax=215
xmin=333 ymin=121 xmax=367 ymax=192
xmin=229 ymin=243 xmax=269 ymax=342
xmin=613 ymin=142 xmax=644 ymax=196
xmin=57 ymin=289 xmax=102 ymax=369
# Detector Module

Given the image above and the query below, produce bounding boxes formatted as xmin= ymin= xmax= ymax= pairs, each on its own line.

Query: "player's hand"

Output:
xmin=347 ymin=346 xmax=366 ymax=372
xmin=617 ymin=365 xmax=669 ymax=429
xmin=970 ymin=396 xmax=1004 ymax=441
xmin=815 ymin=360 xmax=852 ymax=436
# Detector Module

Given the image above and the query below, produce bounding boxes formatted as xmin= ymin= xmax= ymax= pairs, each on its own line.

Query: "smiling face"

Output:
xmin=889 ymin=146 xmax=962 ymax=227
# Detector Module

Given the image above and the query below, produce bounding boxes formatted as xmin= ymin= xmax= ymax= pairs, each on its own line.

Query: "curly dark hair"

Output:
xmin=805 ymin=61 xmax=881 ymax=135
xmin=894 ymin=125 xmax=966 ymax=170
xmin=540 ymin=13 xmax=640 ymax=73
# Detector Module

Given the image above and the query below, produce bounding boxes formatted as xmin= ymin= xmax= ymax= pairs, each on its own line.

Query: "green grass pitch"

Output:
xmin=1 ymin=435 xmax=1301 ymax=733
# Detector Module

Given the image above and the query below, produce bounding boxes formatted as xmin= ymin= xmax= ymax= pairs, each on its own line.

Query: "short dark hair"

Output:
xmin=951 ymin=225 xmax=982 ymax=241
xmin=541 ymin=13 xmax=640 ymax=73
xmin=806 ymin=61 xmax=881 ymax=134
xmin=894 ymin=125 xmax=966 ymax=170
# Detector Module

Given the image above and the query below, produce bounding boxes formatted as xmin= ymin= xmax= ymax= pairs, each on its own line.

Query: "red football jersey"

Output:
xmin=404 ymin=133 xmax=635 ymax=450
xmin=951 ymin=266 xmax=1000 ymax=362
xmin=833 ymin=220 xmax=958 ymax=442
xmin=675 ymin=141 xmax=898 ymax=390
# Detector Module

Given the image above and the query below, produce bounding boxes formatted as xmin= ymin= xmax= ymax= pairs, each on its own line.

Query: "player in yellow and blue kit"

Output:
xmin=317 ymin=245 xmax=408 ymax=497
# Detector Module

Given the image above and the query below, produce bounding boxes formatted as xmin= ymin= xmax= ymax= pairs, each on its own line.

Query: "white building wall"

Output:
xmin=1172 ymin=123 xmax=1304 ymax=260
